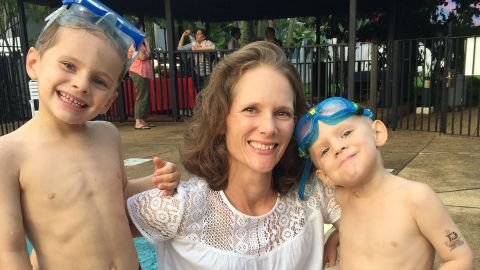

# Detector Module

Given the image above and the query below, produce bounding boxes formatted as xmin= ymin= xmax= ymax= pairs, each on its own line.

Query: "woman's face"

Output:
xmin=195 ymin=30 xmax=206 ymax=43
xmin=225 ymin=65 xmax=295 ymax=177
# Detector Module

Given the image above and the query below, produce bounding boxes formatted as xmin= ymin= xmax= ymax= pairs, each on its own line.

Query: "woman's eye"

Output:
xmin=243 ymin=107 xmax=256 ymax=113
xmin=276 ymin=111 xmax=293 ymax=119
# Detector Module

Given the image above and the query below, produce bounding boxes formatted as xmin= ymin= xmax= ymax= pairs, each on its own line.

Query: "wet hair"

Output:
xmin=35 ymin=20 xmax=128 ymax=82
xmin=180 ymin=41 xmax=308 ymax=195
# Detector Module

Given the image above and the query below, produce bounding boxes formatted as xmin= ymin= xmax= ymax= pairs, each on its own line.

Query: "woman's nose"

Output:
xmin=259 ymin=114 xmax=276 ymax=135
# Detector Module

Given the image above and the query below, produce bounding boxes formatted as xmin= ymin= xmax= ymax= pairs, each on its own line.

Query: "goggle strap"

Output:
xmin=45 ymin=5 xmax=65 ymax=22
xmin=298 ymin=158 xmax=312 ymax=200
xmin=356 ymin=107 xmax=364 ymax=115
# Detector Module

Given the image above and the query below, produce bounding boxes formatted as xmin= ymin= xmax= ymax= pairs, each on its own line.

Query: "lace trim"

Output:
xmin=128 ymin=176 xmax=340 ymax=256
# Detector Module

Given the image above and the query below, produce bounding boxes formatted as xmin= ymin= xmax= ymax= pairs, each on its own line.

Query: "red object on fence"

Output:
xmin=150 ymin=76 xmax=196 ymax=111
xmin=121 ymin=76 xmax=196 ymax=115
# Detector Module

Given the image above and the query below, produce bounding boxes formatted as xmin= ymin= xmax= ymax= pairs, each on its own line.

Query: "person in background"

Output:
xmin=127 ymin=41 xmax=340 ymax=270
xmin=295 ymin=97 xmax=474 ymax=269
xmin=129 ymin=22 xmax=154 ymax=130
xmin=177 ymin=28 xmax=216 ymax=91
xmin=227 ymin=27 xmax=241 ymax=50
xmin=265 ymin=27 xmax=283 ymax=47
xmin=0 ymin=0 xmax=179 ymax=269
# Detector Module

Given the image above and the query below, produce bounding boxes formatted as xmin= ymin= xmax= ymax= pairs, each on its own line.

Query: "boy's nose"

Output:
xmin=335 ymin=146 xmax=347 ymax=156
xmin=332 ymin=141 xmax=347 ymax=155
xmin=72 ymin=75 xmax=89 ymax=93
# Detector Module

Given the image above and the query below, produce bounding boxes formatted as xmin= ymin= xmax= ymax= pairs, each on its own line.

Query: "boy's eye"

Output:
xmin=321 ymin=147 xmax=330 ymax=156
xmin=62 ymin=62 xmax=75 ymax=71
xmin=92 ymin=77 xmax=108 ymax=88
xmin=342 ymin=130 xmax=353 ymax=137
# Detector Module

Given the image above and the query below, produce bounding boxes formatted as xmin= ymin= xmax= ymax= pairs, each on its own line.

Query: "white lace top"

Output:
xmin=127 ymin=176 xmax=340 ymax=270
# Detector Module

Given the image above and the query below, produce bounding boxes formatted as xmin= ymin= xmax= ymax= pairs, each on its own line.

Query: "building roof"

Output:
xmin=23 ymin=0 xmax=406 ymax=22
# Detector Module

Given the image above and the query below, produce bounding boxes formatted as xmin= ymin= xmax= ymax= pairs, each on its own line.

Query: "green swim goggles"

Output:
xmin=294 ymin=97 xmax=374 ymax=199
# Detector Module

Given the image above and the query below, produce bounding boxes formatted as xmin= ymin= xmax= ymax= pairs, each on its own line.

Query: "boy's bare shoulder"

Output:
xmin=88 ymin=120 xmax=117 ymax=130
xmin=0 ymin=125 xmax=29 ymax=157
xmin=90 ymin=120 xmax=116 ymax=129
xmin=396 ymin=176 xmax=436 ymax=205
xmin=87 ymin=120 xmax=121 ymax=140
xmin=0 ymin=127 xmax=29 ymax=180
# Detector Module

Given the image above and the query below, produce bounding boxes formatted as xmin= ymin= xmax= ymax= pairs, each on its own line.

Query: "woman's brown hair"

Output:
xmin=180 ymin=41 xmax=308 ymax=195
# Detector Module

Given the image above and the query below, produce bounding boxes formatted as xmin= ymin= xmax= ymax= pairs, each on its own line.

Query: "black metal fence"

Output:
xmin=0 ymin=3 xmax=30 ymax=135
xmin=376 ymin=36 xmax=480 ymax=136
xmin=2 ymin=36 xmax=479 ymax=136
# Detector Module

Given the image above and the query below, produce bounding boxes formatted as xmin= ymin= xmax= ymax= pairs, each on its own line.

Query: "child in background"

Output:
xmin=0 ymin=0 xmax=178 ymax=269
xmin=295 ymin=97 xmax=474 ymax=269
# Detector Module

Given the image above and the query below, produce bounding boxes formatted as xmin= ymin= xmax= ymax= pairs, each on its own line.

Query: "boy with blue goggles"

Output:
xmin=294 ymin=97 xmax=374 ymax=199
xmin=293 ymin=97 xmax=474 ymax=268
xmin=1 ymin=0 xmax=180 ymax=269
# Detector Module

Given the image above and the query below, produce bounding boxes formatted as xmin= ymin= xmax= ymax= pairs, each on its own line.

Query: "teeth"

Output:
xmin=250 ymin=141 xmax=275 ymax=150
xmin=59 ymin=92 xmax=86 ymax=108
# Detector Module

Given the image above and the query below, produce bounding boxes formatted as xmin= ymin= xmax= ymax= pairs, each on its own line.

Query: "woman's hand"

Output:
xmin=182 ymin=30 xmax=191 ymax=37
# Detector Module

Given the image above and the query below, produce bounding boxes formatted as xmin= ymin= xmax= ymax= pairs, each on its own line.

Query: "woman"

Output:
xmin=127 ymin=41 xmax=340 ymax=269
xmin=177 ymin=28 xmax=216 ymax=91
xmin=129 ymin=23 xmax=154 ymax=130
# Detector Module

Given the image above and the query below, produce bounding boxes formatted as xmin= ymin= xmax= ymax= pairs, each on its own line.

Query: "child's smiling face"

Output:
xmin=309 ymin=116 xmax=386 ymax=188
xmin=26 ymin=27 xmax=124 ymax=125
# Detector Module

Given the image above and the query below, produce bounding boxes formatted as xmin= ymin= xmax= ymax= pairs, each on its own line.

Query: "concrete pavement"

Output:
xmin=117 ymin=122 xmax=479 ymax=267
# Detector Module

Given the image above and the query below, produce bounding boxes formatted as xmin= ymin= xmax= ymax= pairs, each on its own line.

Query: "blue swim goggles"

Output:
xmin=43 ymin=0 xmax=145 ymax=71
xmin=294 ymin=97 xmax=374 ymax=199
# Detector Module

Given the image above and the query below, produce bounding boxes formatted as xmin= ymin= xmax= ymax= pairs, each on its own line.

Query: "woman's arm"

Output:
xmin=177 ymin=30 xmax=191 ymax=49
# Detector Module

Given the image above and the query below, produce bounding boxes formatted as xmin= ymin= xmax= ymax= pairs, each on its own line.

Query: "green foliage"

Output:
xmin=434 ymin=0 xmax=480 ymax=28
xmin=292 ymin=24 xmax=316 ymax=44
xmin=0 ymin=0 xmax=17 ymax=38
xmin=207 ymin=22 xmax=232 ymax=49
xmin=24 ymin=3 xmax=53 ymax=24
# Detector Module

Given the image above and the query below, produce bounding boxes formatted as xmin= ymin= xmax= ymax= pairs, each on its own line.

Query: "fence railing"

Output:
xmin=0 ymin=30 xmax=30 ymax=135
xmin=2 ymin=37 xmax=479 ymax=137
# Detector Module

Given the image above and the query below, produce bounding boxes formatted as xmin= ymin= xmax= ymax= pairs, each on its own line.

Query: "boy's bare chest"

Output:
xmin=341 ymin=201 xmax=415 ymax=244
xmin=338 ymin=196 xmax=432 ymax=265
xmin=20 ymin=142 xmax=124 ymax=205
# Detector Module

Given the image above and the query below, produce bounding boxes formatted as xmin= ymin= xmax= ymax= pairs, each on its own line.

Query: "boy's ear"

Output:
xmin=26 ymin=47 xmax=40 ymax=80
xmin=100 ymin=91 xmax=118 ymax=114
xmin=315 ymin=169 xmax=335 ymax=187
xmin=371 ymin=120 xmax=388 ymax=147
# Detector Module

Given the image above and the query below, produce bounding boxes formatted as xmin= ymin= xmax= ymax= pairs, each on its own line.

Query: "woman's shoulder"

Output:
xmin=281 ymin=175 xmax=340 ymax=223
xmin=179 ymin=176 xmax=210 ymax=192
xmin=176 ymin=176 xmax=213 ymax=203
